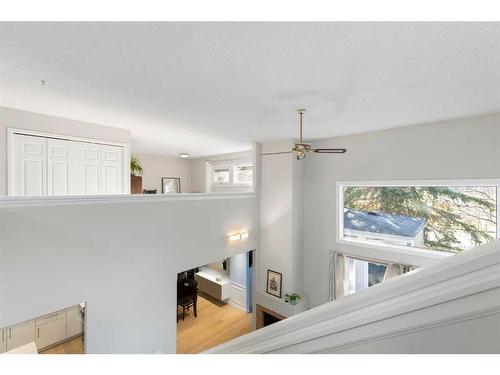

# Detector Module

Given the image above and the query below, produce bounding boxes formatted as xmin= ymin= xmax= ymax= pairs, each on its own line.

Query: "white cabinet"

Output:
xmin=66 ymin=306 xmax=83 ymax=338
xmin=36 ymin=317 xmax=67 ymax=350
xmin=1 ymin=304 xmax=83 ymax=353
xmin=0 ymin=328 xmax=7 ymax=353
xmin=35 ymin=309 xmax=67 ymax=350
xmin=195 ymin=272 xmax=230 ymax=301
xmin=9 ymin=131 xmax=125 ymax=197
xmin=6 ymin=320 xmax=35 ymax=351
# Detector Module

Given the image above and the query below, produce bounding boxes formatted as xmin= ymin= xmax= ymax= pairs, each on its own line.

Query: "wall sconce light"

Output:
xmin=227 ymin=232 xmax=249 ymax=241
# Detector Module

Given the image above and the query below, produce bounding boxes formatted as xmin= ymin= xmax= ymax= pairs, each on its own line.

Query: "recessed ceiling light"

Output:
xmin=179 ymin=153 xmax=190 ymax=159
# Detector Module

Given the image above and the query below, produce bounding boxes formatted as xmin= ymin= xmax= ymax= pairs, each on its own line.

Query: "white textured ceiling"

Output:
xmin=1 ymin=22 xmax=499 ymax=157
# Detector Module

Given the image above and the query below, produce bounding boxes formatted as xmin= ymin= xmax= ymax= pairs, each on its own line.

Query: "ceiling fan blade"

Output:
xmin=313 ymin=148 xmax=347 ymax=154
xmin=260 ymin=151 xmax=293 ymax=156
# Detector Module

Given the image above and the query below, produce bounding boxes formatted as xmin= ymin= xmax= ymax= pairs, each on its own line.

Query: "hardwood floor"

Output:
xmin=177 ymin=293 xmax=253 ymax=354
xmin=38 ymin=294 xmax=251 ymax=354
xmin=39 ymin=335 xmax=84 ymax=354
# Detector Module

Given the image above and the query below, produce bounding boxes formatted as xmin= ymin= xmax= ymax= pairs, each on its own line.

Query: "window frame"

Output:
xmin=210 ymin=159 xmax=253 ymax=188
xmin=232 ymin=163 xmax=254 ymax=186
xmin=336 ymin=179 xmax=500 ymax=262
xmin=211 ymin=164 xmax=233 ymax=186
xmin=344 ymin=255 xmax=389 ymax=295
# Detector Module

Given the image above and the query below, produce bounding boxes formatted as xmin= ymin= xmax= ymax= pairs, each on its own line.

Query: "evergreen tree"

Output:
xmin=343 ymin=186 xmax=496 ymax=253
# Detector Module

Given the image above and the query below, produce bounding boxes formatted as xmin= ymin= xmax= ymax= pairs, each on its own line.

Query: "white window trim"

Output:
xmin=336 ymin=179 xmax=500 ymax=263
xmin=209 ymin=159 xmax=253 ymax=188
xmin=211 ymin=164 xmax=234 ymax=186
xmin=232 ymin=163 xmax=253 ymax=186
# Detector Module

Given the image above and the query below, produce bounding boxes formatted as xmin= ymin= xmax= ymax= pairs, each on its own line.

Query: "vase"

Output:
xmin=131 ymin=175 xmax=143 ymax=194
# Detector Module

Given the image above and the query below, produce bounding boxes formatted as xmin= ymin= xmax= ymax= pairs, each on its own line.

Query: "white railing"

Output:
xmin=207 ymin=239 xmax=500 ymax=353
xmin=0 ymin=192 xmax=256 ymax=208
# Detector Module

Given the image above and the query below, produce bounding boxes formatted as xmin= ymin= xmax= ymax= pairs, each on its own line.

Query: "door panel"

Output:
xmin=36 ymin=318 xmax=66 ymax=350
xmin=103 ymin=166 xmax=118 ymax=194
xmin=10 ymin=134 xmax=47 ymax=196
xmin=48 ymin=139 xmax=104 ymax=196
xmin=0 ymin=329 xmax=6 ymax=353
xmin=100 ymin=145 xmax=123 ymax=194
xmin=66 ymin=306 xmax=83 ymax=338
xmin=48 ymin=139 xmax=80 ymax=195
xmin=80 ymin=143 xmax=101 ymax=195
xmin=84 ymin=164 xmax=100 ymax=194
xmin=24 ymin=160 xmax=45 ymax=196
xmin=6 ymin=320 xmax=36 ymax=351
xmin=49 ymin=161 xmax=69 ymax=195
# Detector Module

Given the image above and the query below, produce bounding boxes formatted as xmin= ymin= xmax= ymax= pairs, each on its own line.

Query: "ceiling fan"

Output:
xmin=261 ymin=109 xmax=347 ymax=159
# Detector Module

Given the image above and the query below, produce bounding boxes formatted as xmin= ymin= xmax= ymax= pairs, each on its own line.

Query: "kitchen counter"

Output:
xmin=4 ymin=341 xmax=38 ymax=354
xmin=195 ymin=271 xmax=229 ymax=285
xmin=195 ymin=271 xmax=230 ymax=301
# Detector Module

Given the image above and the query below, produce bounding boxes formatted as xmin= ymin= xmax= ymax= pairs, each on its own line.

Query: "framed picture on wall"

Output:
xmin=161 ymin=177 xmax=181 ymax=194
xmin=266 ymin=269 xmax=282 ymax=298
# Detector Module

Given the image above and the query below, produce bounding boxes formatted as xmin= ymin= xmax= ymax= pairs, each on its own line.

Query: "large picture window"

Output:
xmin=339 ymin=181 xmax=498 ymax=254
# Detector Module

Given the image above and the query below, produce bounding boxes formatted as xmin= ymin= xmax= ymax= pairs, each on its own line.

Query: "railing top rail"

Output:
xmin=207 ymin=239 xmax=500 ymax=353
xmin=0 ymin=192 xmax=256 ymax=208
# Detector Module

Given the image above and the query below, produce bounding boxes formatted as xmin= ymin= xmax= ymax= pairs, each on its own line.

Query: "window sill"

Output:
xmin=336 ymin=237 xmax=453 ymax=267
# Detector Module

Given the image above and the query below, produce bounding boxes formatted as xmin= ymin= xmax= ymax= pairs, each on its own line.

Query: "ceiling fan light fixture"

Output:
xmin=292 ymin=149 xmax=306 ymax=160
xmin=260 ymin=109 xmax=347 ymax=158
xmin=292 ymin=142 xmax=310 ymax=160
xmin=179 ymin=153 xmax=190 ymax=159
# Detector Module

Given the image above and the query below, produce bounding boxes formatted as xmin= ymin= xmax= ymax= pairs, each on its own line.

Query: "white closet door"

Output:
xmin=100 ymin=145 xmax=123 ymax=194
xmin=10 ymin=132 xmax=124 ymax=196
xmin=80 ymin=143 xmax=101 ymax=195
xmin=48 ymin=140 xmax=112 ymax=196
xmin=9 ymin=134 xmax=47 ymax=196
xmin=47 ymin=139 xmax=71 ymax=196
xmin=48 ymin=140 xmax=103 ymax=196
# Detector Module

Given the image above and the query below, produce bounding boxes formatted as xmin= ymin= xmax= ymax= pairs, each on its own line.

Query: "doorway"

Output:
xmin=176 ymin=250 xmax=254 ymax=353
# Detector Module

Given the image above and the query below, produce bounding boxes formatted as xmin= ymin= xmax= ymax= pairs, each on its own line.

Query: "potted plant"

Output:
xmin=284 ymin=292 xmax=301 ymax=305
xmin=130 ymin=155 xmax=144 ymax=194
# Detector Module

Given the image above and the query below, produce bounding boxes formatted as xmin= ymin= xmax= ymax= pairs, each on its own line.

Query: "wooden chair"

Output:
xmin=177 ymin=278 xmax=198 ymax=322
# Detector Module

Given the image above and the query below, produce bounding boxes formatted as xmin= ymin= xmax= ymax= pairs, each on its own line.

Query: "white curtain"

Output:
xmin=330 ymin=252 xmax=350 ymax=301
xmin=330 ymin=252 xmax=411 ymax=301
xmin=383 ymin=263 xmax=404 ymax=281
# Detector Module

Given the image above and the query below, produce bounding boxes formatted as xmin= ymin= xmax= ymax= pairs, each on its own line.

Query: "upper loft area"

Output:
xmin=0 ymin=106 xmax=256 ymax=198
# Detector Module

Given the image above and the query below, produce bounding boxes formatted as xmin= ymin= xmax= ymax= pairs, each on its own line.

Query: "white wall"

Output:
xmin=0 ymin=106 xmax=131 ymax=195
xmin=135 ymin=153 xmax=192 ymax=193
xmin=0 ymin=194 xmax=257 ymax=353
xmin=259 ymin=140 xmax=304 ymax=305
xmin=229 ymin=252 xmax=247 ymax=287
xmin=189 ymin=150 xmax=253 ymax=193
xmin=189 ymin=158 xmax=208 ymax=193
xmin=303 ymin=112 xmax=500 ymax=308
